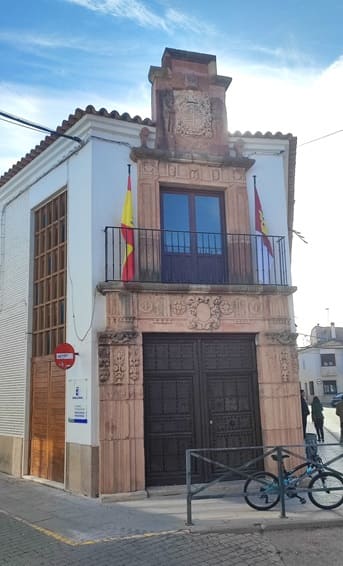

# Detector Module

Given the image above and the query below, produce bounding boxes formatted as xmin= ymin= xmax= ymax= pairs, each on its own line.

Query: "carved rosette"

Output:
xmin=170 ymin=299 xmax=187 ymax=316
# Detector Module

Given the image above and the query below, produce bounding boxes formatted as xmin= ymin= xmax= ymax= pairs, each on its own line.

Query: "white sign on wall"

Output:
xmin=68 ymin=378 xmax=88 ymax=424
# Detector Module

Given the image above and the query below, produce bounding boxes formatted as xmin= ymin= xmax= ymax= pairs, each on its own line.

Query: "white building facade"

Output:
xmin=299 ymin=323 xmax=343 ymax=403
xmin=0 ymin=48 xmax=301 ymax=497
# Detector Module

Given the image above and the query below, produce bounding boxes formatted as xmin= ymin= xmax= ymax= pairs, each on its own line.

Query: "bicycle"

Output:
xmin=244 ymin=453 xmax=343 ymax=511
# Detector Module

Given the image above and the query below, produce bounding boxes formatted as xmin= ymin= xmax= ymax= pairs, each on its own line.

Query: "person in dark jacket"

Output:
xmin=301 ymin=389 xmax=310 ymax=437
xmin=311 ymin=396 xmax=324 ymax=442
xmin=336 ymin=399 xmax=343 ymax=444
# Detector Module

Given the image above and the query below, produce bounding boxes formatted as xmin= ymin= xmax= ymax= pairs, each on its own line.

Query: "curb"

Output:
xmin=187 ymin=515 xmax=343 ymax=535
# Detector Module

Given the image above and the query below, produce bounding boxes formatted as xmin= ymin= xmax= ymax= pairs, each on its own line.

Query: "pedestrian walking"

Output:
xmin=311 ymin=396 xmax=324 ymax=442
xmin=336 ymin=399 xmax=343 ymax=444
xmin=301 ymin=389 xmax=310 ymax=438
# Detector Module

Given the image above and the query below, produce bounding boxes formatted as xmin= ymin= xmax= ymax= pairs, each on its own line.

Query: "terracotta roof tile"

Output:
xmin=0 ymin=106 xmax=154 ymax=187
xmin=0 ymin=106 xmax=296 ymax=188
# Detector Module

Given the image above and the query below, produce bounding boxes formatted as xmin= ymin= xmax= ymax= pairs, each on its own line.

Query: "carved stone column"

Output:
xmin=256 ymin=330 xmax=303 ymax=449
xmin=98 ymin=330 xmax=145 ymax=497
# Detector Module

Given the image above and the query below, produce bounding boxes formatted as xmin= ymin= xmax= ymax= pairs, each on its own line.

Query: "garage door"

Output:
xmin=143 ymin=334 xmax=262 ymax=486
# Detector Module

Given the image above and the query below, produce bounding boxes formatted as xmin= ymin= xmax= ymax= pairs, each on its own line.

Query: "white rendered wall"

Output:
xmin=0 ymin=116 xmax=146 ymax=459
xmin=0 ymin=192 xmax=30 ymax=436
xmin=247 ymin=153 xmax=291 ymax=283
xmin=65 ymin=120 xmax=142 ymax=447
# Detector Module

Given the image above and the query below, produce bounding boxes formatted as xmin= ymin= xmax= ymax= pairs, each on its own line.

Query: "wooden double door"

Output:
xmin=143 ymin=334 xmax=262 ymax=486
xmin=29 ymin=357 xmax=65 ymax=483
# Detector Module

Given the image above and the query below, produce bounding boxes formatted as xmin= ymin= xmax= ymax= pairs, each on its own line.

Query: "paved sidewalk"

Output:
xmin=1 ymin=427 xmax=343 ymax=546
xmin=0 ymin=408 xmax=342 ymax=546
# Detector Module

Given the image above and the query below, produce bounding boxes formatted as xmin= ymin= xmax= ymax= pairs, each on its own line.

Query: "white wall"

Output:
xmin=0 ymin=115 xmax=146 ymax=454
xmin=0 ymin=192 xmax=30 ymax=436
xmin=247 ymin=154 xmax=290 ymax=265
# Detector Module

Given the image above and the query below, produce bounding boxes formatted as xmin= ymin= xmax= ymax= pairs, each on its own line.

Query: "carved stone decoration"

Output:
xmin=219 ymin=300 xmax=235 ymax=316
xmin=266 ymin=331 xmax=298 ymax=346
xmin=280 ymin=351 xmax=290 ymax=382
xmin=142 ymin=161 xmax=156 ymax=176
xmin=129 ymin=347 xmax=140 ymax=382
xmin=190 ymin=168 xmax=200 ymax=180
xmin=174 ymin=91 xmax=213 ymax=137
xmin=98 ymin=331 xmax=138 ymax=346
xmin=138 ymin=295 xmax=164 ymax=316
xmin=99 ymin=345 xmax=110 ymax=383
xmin=232 ymin=168 xmax=244 ymax=181
xmin=171 ymin=299 xmax=187 ymax=316
xmin=138 ymin=297 xmax=154 ymax=314
xmin=248 ymin=298 xmax=262 ymax=315
xmin=212 ymin=168 xmax=220 ymax=181
xmin=139 ymin=127 xmax=150 ymax=147
xmin=233 ymin=138 xmax=245 ymax=158
xmin=185 ymin=73 xmax=198 ymax=88
xmin=112 ymin=348 xmax=126 ymax=384
xmin=168 ymin=164 xmax=176 ymax=176
xmin=187 ymin=296 xmax=222 ymax=330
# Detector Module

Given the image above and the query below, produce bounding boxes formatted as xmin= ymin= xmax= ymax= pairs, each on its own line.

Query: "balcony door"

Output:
xmin=161 ymin=189 xmax=226 ymax=284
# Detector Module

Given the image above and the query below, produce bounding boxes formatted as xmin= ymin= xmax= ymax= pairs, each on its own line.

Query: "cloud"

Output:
xmin=65 ymin=0 xmax=210 ymax=33
xmin=0 ymin=80 xmax=151 ymax=174
xmin=1 ymin=47 xmax=343 ymax=337
xmin=0 ymin=30 xmax=122 ymax=56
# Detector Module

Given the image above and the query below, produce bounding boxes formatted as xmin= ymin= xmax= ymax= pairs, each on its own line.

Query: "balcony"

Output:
xmin=104 ymin=227 xmax=288 ymax=286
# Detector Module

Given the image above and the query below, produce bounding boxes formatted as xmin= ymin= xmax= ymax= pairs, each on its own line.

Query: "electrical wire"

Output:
xmin=0 ymin=115 xmax=54 ymax=135
xmin=0 ymin=109 xmax=82 ymax=144
xmin=299 ymin=129 xmax=343 ymax=147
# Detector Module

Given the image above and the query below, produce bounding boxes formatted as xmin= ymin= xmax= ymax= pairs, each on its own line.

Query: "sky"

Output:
xmin=1 ymin=0 xmax=343 ymax=343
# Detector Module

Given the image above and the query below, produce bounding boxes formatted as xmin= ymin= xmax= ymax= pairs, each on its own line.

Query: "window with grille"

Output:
xmin=323 ymin=380 xmax=337 ymax=394
xmin=320 ymin=353 xmax=336 ymax=366
xmin=32 ymin=192 xmax=67 ymax=356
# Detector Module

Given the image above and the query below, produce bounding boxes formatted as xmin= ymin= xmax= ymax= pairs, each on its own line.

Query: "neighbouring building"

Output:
xmin=299 ymin=323 xmax=343 ymax=403
xmin=0 ymin=48 xmax=301 ymax=498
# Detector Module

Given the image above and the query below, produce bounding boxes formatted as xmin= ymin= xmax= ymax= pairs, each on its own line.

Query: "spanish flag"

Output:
xmin=254 ymin=176 xmax=273 ymax=256
xmin=121 ymin=165 xmax=135 ymax=281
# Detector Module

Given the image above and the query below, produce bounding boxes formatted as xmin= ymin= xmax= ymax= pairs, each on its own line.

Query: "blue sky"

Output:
xmin=1 ymin=0 xmax=343 ymax=338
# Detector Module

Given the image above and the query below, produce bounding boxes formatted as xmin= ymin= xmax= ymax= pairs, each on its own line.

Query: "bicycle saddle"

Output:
xmin=271 ymin=454 xmax=289 ymax=461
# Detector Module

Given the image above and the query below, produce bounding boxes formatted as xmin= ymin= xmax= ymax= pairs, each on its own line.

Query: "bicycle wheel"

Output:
xmin=309 ymin=472 xmax=343 ymax=510
xmin=244 ymin=472 xmax=280 ymax=510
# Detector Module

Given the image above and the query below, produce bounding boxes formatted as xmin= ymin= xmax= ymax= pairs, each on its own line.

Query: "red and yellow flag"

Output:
xmin=121 ymin=166 xmax=135 ymax=281
xmin=254 ymin=177 xmax=273 ymax=256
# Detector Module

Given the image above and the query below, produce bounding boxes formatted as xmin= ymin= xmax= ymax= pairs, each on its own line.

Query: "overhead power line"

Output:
xmin=0 ymin=110 xmax=82 ymax=144
xmin=299 ymin=128 xmax=343 ymax=147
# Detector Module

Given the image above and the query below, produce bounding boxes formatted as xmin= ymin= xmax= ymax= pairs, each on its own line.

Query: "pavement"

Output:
xmin=0 ymin=408 xmax=343 ymax=549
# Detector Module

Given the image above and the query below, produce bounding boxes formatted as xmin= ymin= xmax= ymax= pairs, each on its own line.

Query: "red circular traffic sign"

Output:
xmin=54 ymin=343 xmax=76 ymax=369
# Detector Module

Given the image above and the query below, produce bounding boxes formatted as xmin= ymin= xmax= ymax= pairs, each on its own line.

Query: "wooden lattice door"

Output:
xmin=29 ymin=192 xmax=66 ymax=482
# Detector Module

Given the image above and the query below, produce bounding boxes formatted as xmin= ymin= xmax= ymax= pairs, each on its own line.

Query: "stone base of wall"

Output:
xmin=0 ymin=435 xmax=23 ymax=476
xmin=65 ymin=443 xmax=99 ymax=497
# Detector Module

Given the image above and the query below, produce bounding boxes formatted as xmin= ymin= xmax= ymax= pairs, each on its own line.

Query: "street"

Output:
xmin=2 ymin=510 xmax=343 ymax=565
xmin=0 ymin=407 xmax=342 ymax=565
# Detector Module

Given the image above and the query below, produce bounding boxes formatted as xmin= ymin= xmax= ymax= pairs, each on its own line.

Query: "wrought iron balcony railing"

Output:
xmin=104 ymin=226 xmax=288 ymax=286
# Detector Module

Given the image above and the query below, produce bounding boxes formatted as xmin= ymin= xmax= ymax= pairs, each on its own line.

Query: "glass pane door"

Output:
xmin=161 ymin=190 xmax=226 ymax=284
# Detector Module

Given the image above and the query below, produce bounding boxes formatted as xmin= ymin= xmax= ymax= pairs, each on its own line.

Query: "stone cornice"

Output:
xmin=130 ymin=146 xmax=255 ymax=170
xmin=97 ymin=281 xmax=297 ymax=296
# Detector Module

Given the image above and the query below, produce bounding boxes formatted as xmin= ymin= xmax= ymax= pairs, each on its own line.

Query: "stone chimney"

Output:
xmin=148 ymin=48 xmax=232 ymax=155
